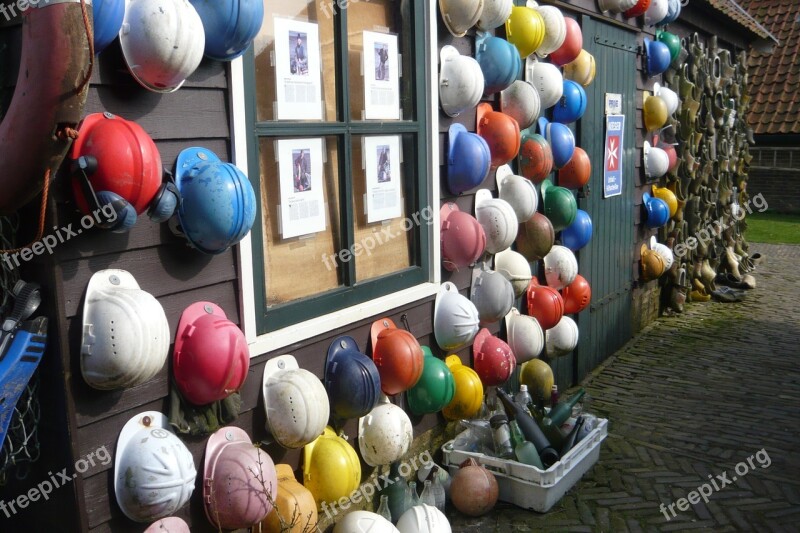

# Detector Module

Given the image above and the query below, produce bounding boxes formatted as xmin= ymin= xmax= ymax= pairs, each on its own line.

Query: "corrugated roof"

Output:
xmin=705 ymin=0 xmax=776 ymax=41
xmin=741 ymin=0 xmax=800 ymax=135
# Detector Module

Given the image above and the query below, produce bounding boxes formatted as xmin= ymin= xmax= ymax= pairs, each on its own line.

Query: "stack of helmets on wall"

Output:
xmin=631 ymin=9 xmax=758 ymax=308
xmin=437 ymin=0 xmax=597 ymax=513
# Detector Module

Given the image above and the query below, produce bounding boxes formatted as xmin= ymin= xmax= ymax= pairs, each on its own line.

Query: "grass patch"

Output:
xmin=745 ymin=211 xmax=800 ymax=244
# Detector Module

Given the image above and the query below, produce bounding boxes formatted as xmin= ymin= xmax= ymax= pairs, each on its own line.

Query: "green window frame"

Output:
xmin=243 ymin=1 xmax=433 ymax=334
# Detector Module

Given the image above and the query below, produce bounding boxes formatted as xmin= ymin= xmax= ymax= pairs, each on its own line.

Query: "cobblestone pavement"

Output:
xmin=446 ymin=243 xmax=800 ymax=532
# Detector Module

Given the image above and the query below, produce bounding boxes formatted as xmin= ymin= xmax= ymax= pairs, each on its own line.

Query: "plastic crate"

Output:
xmin=442 ymin=418 xmax=608 ymax=512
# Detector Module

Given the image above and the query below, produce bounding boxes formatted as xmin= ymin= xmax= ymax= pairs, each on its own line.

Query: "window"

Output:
xmin=242 ymin=0 xmax=434 ymax=336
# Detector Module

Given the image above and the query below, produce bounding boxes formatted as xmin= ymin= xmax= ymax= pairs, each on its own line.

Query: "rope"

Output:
xmin=0 ymin=169 xmax=50 ymax=254
xmin=75 ymin=0 xmax=94 ymax=95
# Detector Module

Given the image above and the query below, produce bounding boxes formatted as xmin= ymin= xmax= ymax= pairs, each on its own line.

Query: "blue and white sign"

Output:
xmin=603 ymin=114 xmax=624 ymax=198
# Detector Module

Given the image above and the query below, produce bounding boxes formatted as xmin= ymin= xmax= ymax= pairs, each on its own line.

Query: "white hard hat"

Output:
xmin=499 ymin=80 xmax=541 ymax=130
xmin=119 ymin=0 xmax=205 ymax=93
xmin=262 ymin=354 xmax=330 ymax=449
xmin=643 ymin=141 xmax=670 ymax=179
xmin=474 ymin=189 xmax=519 ymax=254
xmin=644 ymin=0 xmax=669 ymax=26
xmin=525 ymin=58 xmax=564 ymax=109
xmin=654 ymin=83 xmax=679 ymax=116
xmin=534 ymin=5 xmax=567 ymax=57
xmin=81 ymin=269 xmax=169 ymax=390
xmin=397 ymin=504 xmax=452 ymax=533
xmin=545 ymin=315 xmax=579 ymax=357
xmin=114 ymin=412 xmax=196 ymax=523
xmin=649 ymin=235 xmax=674 ymax=270
xmin=439 ymin=0 xmax=484 ymax=37
xmin=597 ymin=0 xmax=637 ymax=13
xmin=358 ymin=399 xmax=414 ymax=467
xmin=440 ymin=46 xmax=485 ymax=118
xmin=497 ymin=165 xmax=539 ymax=223
xmin=477 ymin=0 xmax=513 ymax=31
xmin=504 ymin=307 xmax=544 ymax=363
xmin=334 ymin=510 xmax=400 ymax=533
xmin=543 ymin=245 xmax=578 ymax=290
xmin=434 ymin=282 xmax=481 ymax=351
xmin=470 ymin=265 xmax=515 ymax=325
xmin=494 ymin=248 xmax=532 ymax=297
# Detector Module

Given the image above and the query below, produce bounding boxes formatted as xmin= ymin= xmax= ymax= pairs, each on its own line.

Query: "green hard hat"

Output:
xmin=407 ymin=347 xmax=456 ymax=415
xmin=541 ymin=178 xmax=577 ymax=232
xmin=657 ymin=30 xmax=681 ymax=63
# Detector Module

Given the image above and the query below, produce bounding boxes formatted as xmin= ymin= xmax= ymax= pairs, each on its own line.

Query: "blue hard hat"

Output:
xmin=561 ymin=209 xmax=593 ymax=251
xmin=92 ymin=0 xmax=125 ymax=55
xmin=642 ymin=192 xmax=670 ymax=228
xmin=475 ymin=33 xmax=523 ymax=96
xmin=552 ymin=80 xmax=587 ymax=124
xmin=538 ymin=117 xmax=575 ymax=169
xmin=174 ymin=147 xmax=256 ymax=254
xmin=447 ymin=124 xmax=491 ymax=195
xmin=661 ymin=0 xmax=682 ymax=25
xmin=325 ymin=336 xmax=382 ymax=420
xmin=189 ymin=0 xmax=265 ymax=61
xmin=645 ymin=38 xmax=672 ymax=77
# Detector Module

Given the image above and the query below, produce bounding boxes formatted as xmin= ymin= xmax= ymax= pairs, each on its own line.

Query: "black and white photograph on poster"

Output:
xmin=362 ymin=31 xmax=400 ymax=120
xmin=278 ymin=138 xmax=326 ymax=238
xmin=377 ymin=145 xmax=391 ymax=183
xmin=374 ymin=43 xmax=390 ymax=81
xmin=274 ymin=18 xmax=322 ymax=120
xmin=289 ymin=31 xmax=309 ymax=77
xmin=365 ymin=136 xmax=402 ymax=223
xmin=293 ymin=149 xmax=311 ymax=192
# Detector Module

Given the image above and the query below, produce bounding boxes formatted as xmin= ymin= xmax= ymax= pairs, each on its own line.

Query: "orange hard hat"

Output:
xmin=477 ymin=103 xmax=521 ymax=168
xmin=549 ymin=17 xmax=582 ymax=66
xmin=561 ymin=274 xmax=592 ymax=314
xmin=558 ymin=146 xmax=591 ymax=189
xmin=370 ymin=318 xmax=424 ymax=395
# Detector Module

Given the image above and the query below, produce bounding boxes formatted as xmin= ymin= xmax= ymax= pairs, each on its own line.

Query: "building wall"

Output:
xmin=748 ymin=144 xmax=800 ymax=213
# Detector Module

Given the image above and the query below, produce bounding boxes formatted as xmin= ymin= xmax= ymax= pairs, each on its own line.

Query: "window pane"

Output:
xmin=347 ymin=0 xmax=415 ymax=121
xmin=352 ymin=134 xmax=419 ymax=282
xmin=253 ymin=0 xmax=337 ymax=122
xmin=259 ymin=137 xmax=342 ymax=305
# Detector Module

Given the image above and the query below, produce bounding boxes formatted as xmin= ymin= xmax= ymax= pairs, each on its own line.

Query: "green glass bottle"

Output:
xmin=547 ymin=388 xmax=585 ymax=426
xmin=539 ymin=416 xmax=566 ymax=449
xmin=509 ymin=419 xmax=544 ymax=468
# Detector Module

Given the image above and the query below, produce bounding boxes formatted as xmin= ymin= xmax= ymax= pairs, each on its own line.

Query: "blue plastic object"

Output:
xmin=447 ymin=124 xmax=491 ymax=195
xmin=552 ymin=81 xmax=587 ymax=124
xmin=661 ymin=0 xmax=682 ymax=25
xmin=561 ymin=209 xmax=593 ymax=251
xmin=475 ymin=33 xmax=523 ymax=96
xmin=538 ymin=117 xmax=576 ymax=169
xmin=96 ymin=191 xmax=138 ymax=232
xmin=175 ymin=147 xmax=257 ymax=254
xmin=325 ymin=336 xmax=382 ymax=420
xmin=645 ymin=38 xmax=672 ymax=77
xmin=643 ymin=192 xmax=670 ymax=228
xmin=92 ymin=0 xmax=125 ymax=54
xmin=0 ymin=317 xmax=47 ymax=449
xmin=189 ymin=0 xmax=265 ymax=61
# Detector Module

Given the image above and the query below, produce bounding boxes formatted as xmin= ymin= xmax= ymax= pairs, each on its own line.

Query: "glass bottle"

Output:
xmin=406 ymin=481 xmax=420 ymax=507
xmin=550 ymin=385 xmax=560 ymax=411
xmin=430 ymin=470 xmax=446 ymax=512
xmin=379 ymin=462 xmax=406 ymax=522
xmin=419 ymin=479 xmax=436 ymax=507
xmin=377 ymin=495 xmax=392 ymax=522
xmin=497 ymin=388 xmax=560 ymax=466
xmin=509 ymin=419 xmax=544 ymax=468
xmin=514 ymin=384 xmax=533 ymax=416
xmin=489 ymin=414 xmax=515 ymax=459
xmin=548 ymin=388 xmax=585 ymax=426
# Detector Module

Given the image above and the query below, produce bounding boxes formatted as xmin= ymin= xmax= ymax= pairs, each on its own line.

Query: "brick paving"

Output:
xmin=446 ymin=243 xmax=800 ymax=532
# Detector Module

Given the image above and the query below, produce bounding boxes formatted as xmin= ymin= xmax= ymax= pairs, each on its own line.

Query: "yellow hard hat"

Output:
xmin=505 ymin=6 xmax=545 ymax=59
xmin=643 ymin=94 xmax=668 ymax=132
xmin=640 ymin=243 xmax=666 ymax=281
xmin=257 ymin=464 xmax=318 ymax=533
xmin=303 ymin=427 xmax=361 ymax=510
xmin=442 ymin=355 xmax=484 ymax=420
xmin=563 ymin=49 xmax=596 ymax=87
xmin=651 ymin=185 xmax=678 ymax=218
xmin=519 ymin=359 xmax=554 ymax=402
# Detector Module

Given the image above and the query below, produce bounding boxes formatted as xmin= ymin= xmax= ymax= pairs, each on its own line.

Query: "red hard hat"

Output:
xmin=173 ymin=302 xmax=249 ymax=405
xmin=519 ymin=131 xmax=554 ymax=183
xmin=658 ymin=141 xmax=678 ymax=173
xmin=477 ymin=103 xmax=521 ymax=168
xmin=516 ymin=212 xmax=555 ymax=262
xmin=370 ymin=318 xmax=424 ymax=395
xmin=441 ymin=203 xmax=487 ymax=271
xmin=526 ymin=278 xmax=565 ymax=331
xmin=70 ymin=112 xmax=163 ymax=215
xmin=472 ymin=328 xmax=516 ymax=387
xmin=549 ymin=18 xmax=582 ymax=67
xmin=561 ymin=274 xmax=592 ymax=314
xmin=558 ymin=146 xmax=591 ymax=189
xmin=625 ymin=0 xmax=652 ymax=18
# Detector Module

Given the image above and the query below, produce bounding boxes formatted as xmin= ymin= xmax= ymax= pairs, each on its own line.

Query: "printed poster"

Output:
xmin=278 ymin=138 xmax=326 ymax=238
xmin=362 ymin=31 xmax=400 ymax=120
xmin=364 ymin=136 xmax=402 ymax=223
xmin=274 ymin=18 xmax=323 ymax=120
xmin=603 ymin=114 xmax=624 ymax=198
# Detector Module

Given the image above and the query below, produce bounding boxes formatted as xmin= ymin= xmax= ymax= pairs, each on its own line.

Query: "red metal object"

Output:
xmin=0 ymin=3 xmax=90 ymax=214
